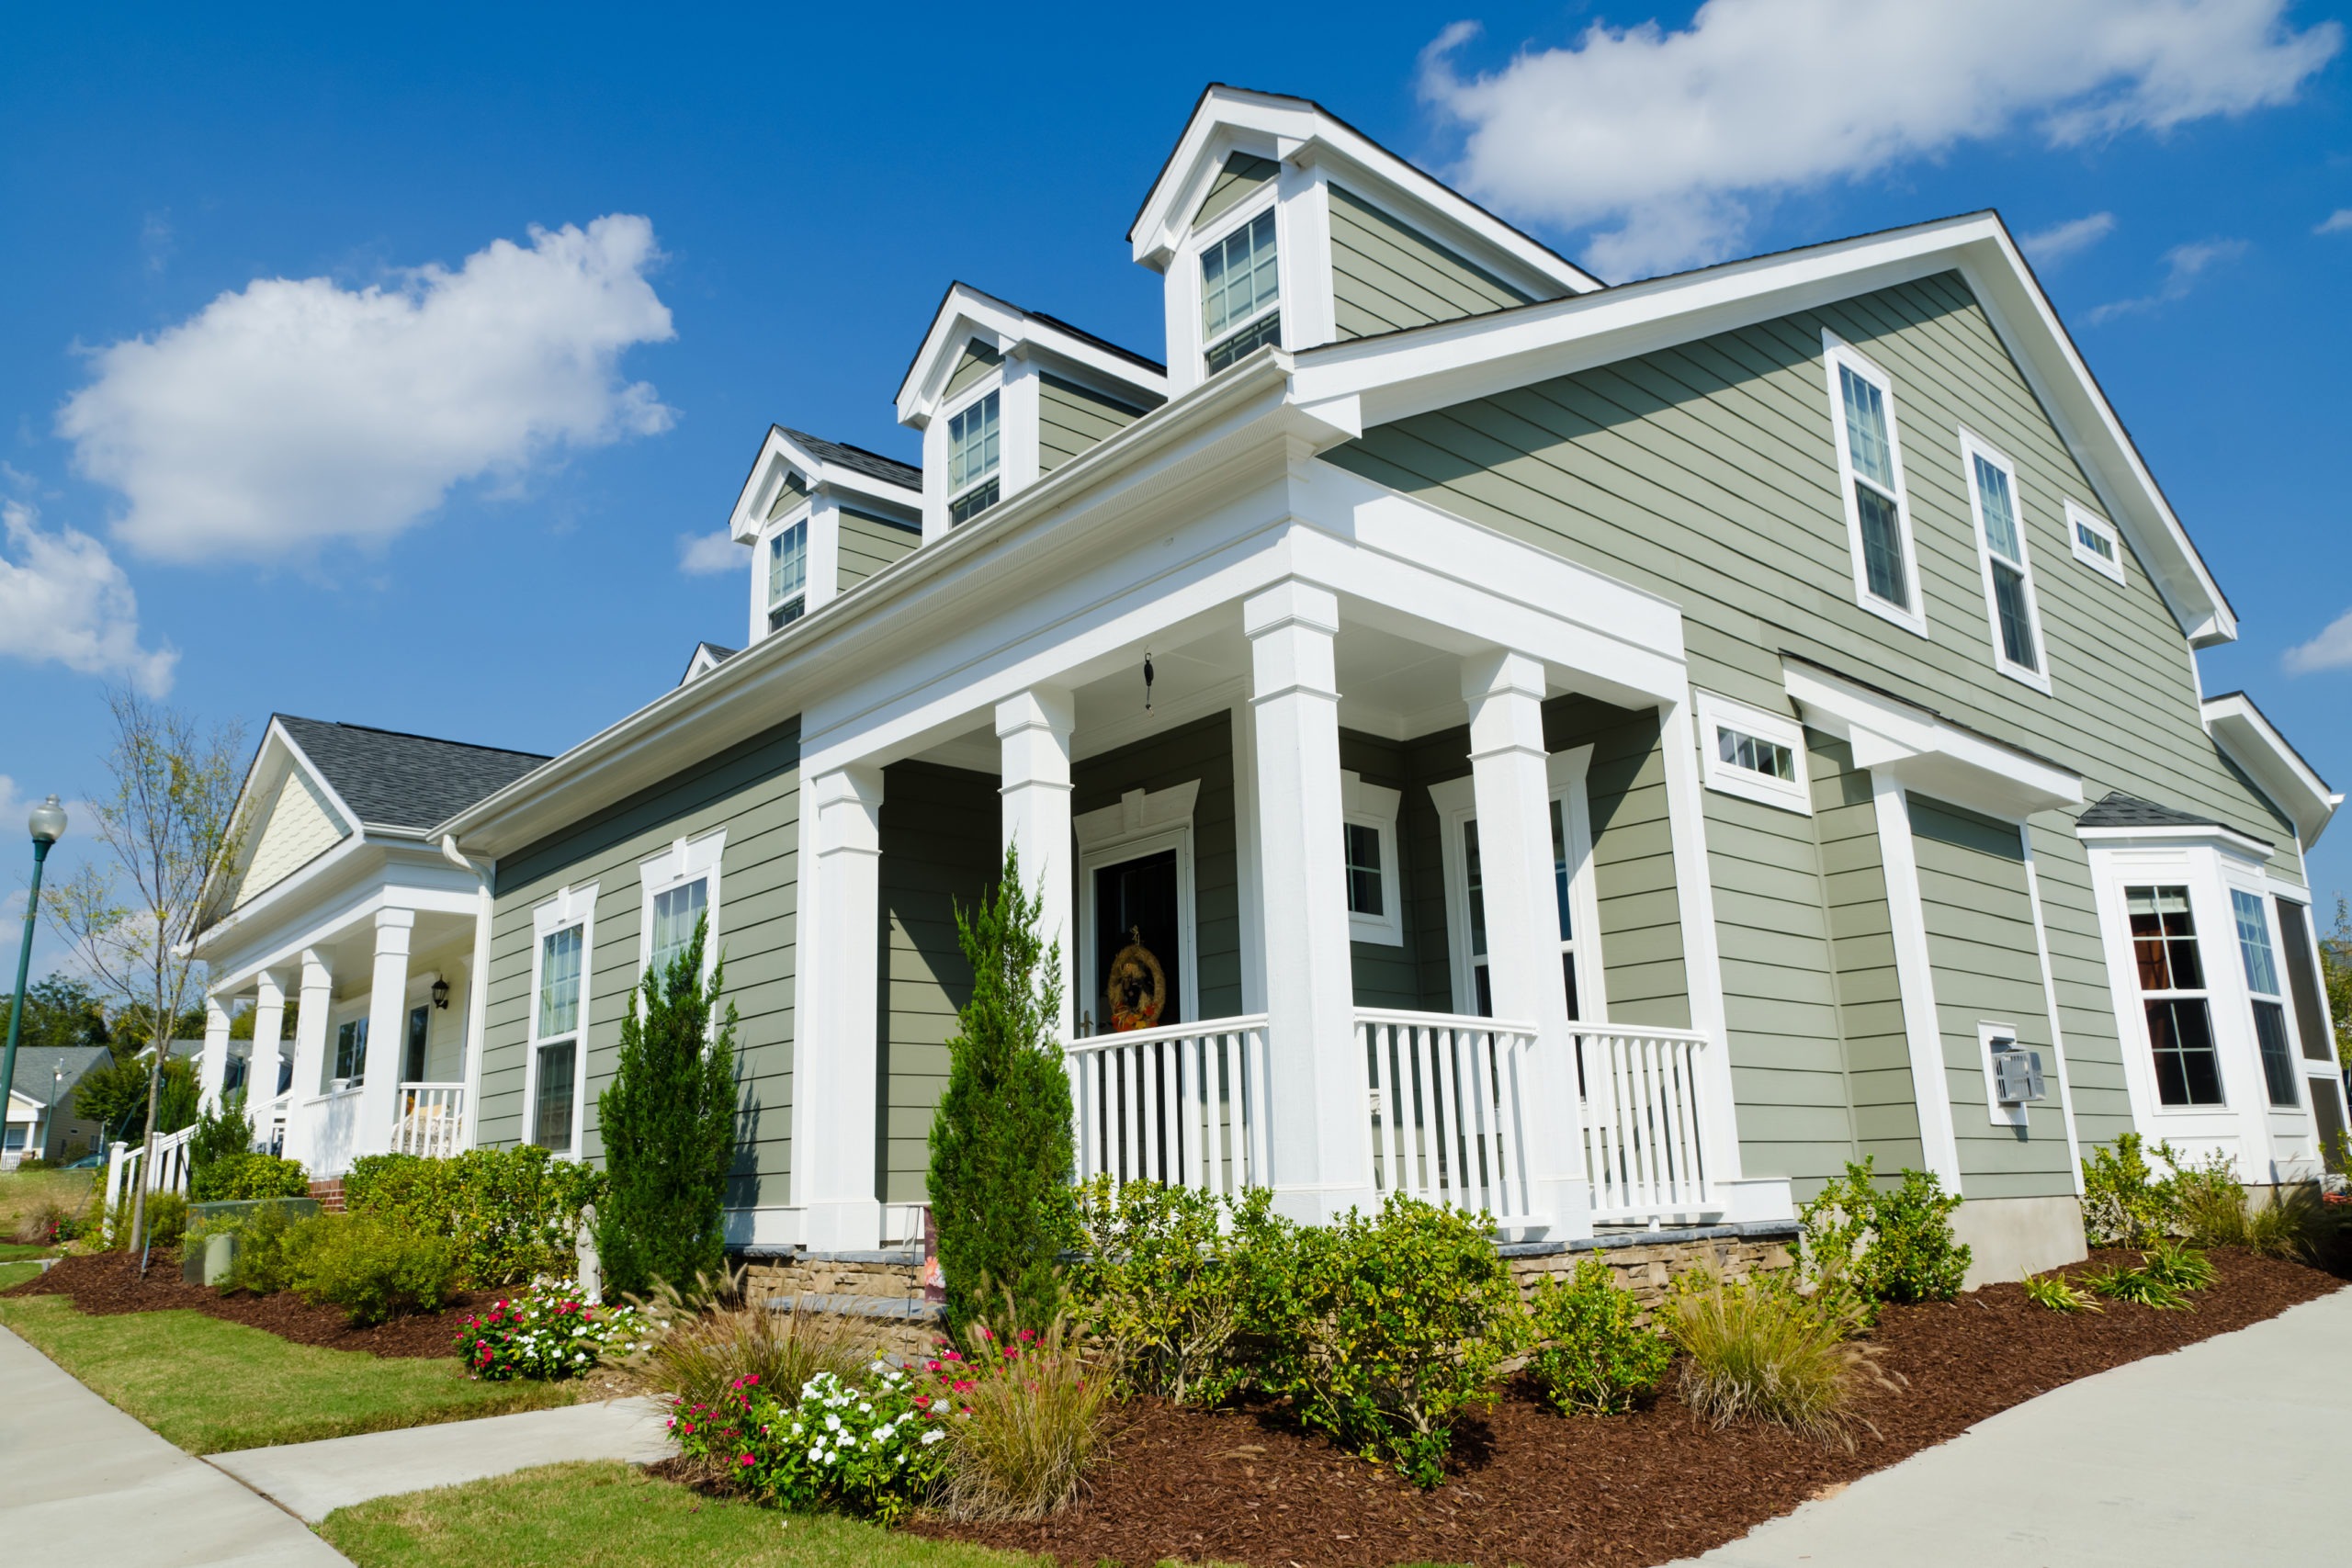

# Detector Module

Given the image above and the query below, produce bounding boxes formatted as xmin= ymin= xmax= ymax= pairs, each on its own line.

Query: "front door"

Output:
xmin=1093 ymin=849 xmax=1182 ymax=1033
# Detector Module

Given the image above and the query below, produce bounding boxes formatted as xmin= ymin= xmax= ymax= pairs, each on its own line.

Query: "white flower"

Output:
xmin=824 ymin=1414 xmax=842 ymax=1432
xmin=808 ymin=1446 xmax=823 ymax=1461
xmin=922 ymin=1427 xmax=944 ymax=1446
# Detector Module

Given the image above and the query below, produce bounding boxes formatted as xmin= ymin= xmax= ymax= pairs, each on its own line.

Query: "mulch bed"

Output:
xmin=907 ymin=1248 xmax=2341 ymax=1568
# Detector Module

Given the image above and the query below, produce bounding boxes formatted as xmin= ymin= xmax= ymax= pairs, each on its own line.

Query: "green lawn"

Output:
xmin=0 ymin=1168 xmax=96 ymax=1235
xmin=320 ymin=1461 xmax=1031 ymax=1568
xmin=0 ymin=1294 xmax=576 ymax=1452
xmin=0 ymin=1241 xmax=62 ymax=1260
xmin=0 ymin=1258 xmax=44 ymax=1291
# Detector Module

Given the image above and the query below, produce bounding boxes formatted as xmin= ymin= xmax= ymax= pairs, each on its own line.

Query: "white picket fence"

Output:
xmin=1576 ymin=1023 xmax=1714 ymax=1221
xmin=1360 ymin=1009 xmax=1542 ymax=1224
xmin=391 ymin=1082 xmax=467 ymax=1159
xmin=100 ymin=1123 xmax=197 ymax=1242
xmin=1066 ymin=1014 xmax=1271 ymax=1196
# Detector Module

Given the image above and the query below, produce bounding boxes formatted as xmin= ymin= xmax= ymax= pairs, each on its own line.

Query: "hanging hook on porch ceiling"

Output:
xmin=1142 ymin=649 xmax=1155 ymax=714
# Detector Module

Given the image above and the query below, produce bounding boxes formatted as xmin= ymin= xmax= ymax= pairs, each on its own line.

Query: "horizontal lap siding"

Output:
xmin=1039 ymin=376 xmax=1145 ymax=472
xmin=1193 ymin=152 xmax=1277 ymax=231
xmin=878 ymin=763 xmax=1001 ymax=1204
xmin=944 ymin=343 xmax=1001 ymax=400
xmin=1810 ymin=735 xmax=1925 ymax=1171
xmin=1328 ymin=184 xmax=1532 ymax=340
xmin=1329 ymin=271 xmax=2290 ymax=1190
xmin=485 ymin=722 xmax=801 ymax=1209
xmin=837 ymin=509 xmax=919 ymax=591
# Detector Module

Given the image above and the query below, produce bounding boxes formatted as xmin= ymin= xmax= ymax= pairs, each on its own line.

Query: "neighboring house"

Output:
xmin=194 ymin=87 xmax=2343 ymax=1287
xmin=5 ymin=1044 xmax=109 ymax=1166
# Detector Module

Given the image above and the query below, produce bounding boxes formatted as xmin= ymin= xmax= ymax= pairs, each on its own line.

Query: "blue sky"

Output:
xmin=6 ymin=1 xmax=2350 ymax=982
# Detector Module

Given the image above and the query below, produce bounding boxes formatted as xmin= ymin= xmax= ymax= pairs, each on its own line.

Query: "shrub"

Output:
xmin=928 ymin=845 xmax=1076 ymax=1337
xmin=1250 ymin=1195 xmax=1526 ymax=1488
xmin=223 ymin=1199 xmax=311 ymax=1294
xmin=345 ymin=1145 xmax=603 ymax=1287
xmin=2081 ymin=1133 xmax=2183 ymax=1247
xmin=1524 ymin=1259 xmax=1673 ymax=1416
xmin=454 ymin=1277 xmax=648 ymax=1380
xmin=1068 ymin=1178 xmax=1265 ymax=1404
xmin=286 ymin=1211 xmax=459 ymax=1325
xmin=2082 ymin=1246 xmax=2209 ymax=1311
xmin=672 ymin=1361 xmax=953 ymax=1524
xmin=1800 ymin=1159 xmax=1970 ymax=1312
xmin=1668 ymin=1269 xmax=1882 ymax=1448
xmin=936 ymin=1311 xmax=1108 ymax=1522
xmin=187 ymin=1091 xmax=254 ymax=1193
xmin=638 ymin=1279 xmax=869 ymax=1415
xmin=2019 ymin=1271 xmax=2101 ymax=1314
xmin=2142 ymin=1239 xmax=2216 ymax=1292
xmin=596 ymin=913 xmax=741 ymax=1302
xmin=106 ymin=1189 xmax=187 ymax=1252
xmin=192 ymin=1151 xmax=310 ymax=1202
xmin=14 ymin=1156 xmax=51 ymax=1173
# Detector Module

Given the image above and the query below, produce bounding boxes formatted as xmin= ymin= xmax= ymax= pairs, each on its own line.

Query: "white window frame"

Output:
xmin=523 ymin=882 xmax=597 ymax=1160
xmin=1194 ymin=185 xmax=1283 ymax=376
xmin=1428 ymin=747 xmax=1606 ymax=1021
xmin=1340 ymin=771 xmax=1403 ymax=946
xmin=1822 ymin=333 xmax=1927 ymax=637
xmin=1959 ymin=430 xmax=2052 ymax=694
xmin=2226 ymin=877 xmax=2304 ymax=1113
xmin=1696 ymin=690 xmax=1811 ymax=815
xmin=943 ymin=382 xmax=1002 ymax=525
xmin=2065 ymin=500 xmax=2126 ymax=585
xmin=329 ymin=1010 xmax=368 ymax=1090
xmin=639 ymin=830 xmax=726 ymax=987
xmin=765 ymin=511 xmax=810 ymax=632
xmin=1072 ymin=782 xmax=1202 ymax=1037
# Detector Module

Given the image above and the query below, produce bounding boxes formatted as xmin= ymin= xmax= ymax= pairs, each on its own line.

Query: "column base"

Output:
xmin=799 ymin=1198 xmax=884 ymax=1254
xmin=1717 ymin=1176 xmax=1797 ymax=1224
xmin=1519 ymin=1176 xmax=1596 ymax=1243
xmin=1269 ymin=1182 xmax=1382 ymax=1227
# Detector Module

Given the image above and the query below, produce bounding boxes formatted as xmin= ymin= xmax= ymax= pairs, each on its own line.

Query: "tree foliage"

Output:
xmin=5 ymin=974 xmax=111 ymax=1056
xmin=2324 ymin=897 xmax=2351 ymax=1074
xmin=594 ymin=914 xmax=740 ymax=1299
xmin=926 ymin=844 xmax=1076 ymax=1335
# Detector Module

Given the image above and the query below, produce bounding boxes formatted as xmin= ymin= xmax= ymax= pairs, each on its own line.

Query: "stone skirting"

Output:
xmin=737 ymin=1248 xmax=939 ymax=1358
xmin=1502 ymin=1220 xmax=1802 ymax=1310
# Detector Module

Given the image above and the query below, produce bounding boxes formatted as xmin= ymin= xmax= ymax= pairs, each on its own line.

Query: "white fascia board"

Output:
xmin=894 ymin=284 xmax=1164 ymax=428
xmin=1290 ymin=212 xmax=2233 ymax=650
xmin=2201 ymin=693 xmax=2341 ymax=847
xmin=1783 ymin=657 xmax=2082 ymax=819
xmin=197 ymin=844 xmax=482 ymax=993
xmin=728 ymin=426 xmax=921 ymax=546
xmin=2075 ymin=821 xmax=2278 ymax=860
xmin=1128 ymin=85 xmax=1600 ymax=296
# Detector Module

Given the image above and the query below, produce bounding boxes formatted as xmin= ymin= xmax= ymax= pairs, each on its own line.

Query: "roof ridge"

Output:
xmin=277 ymin=714 xmax=550 ymax=761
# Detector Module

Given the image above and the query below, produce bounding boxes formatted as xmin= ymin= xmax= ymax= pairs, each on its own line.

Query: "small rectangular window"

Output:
xmin=947 ymin=390 xmax=1001 ymax=522
xmin=533 ymin=1040 xmax=576 ymax=1154
xmin=1719 ymin=726 xmax=1796 ymax=782
xmin=2127 ymin=886 xmax=2225 ymax=1107
xmin=334 ymin=1018 xmax=368 ymax=1084
xmin=1343 ymin=822 xmax=1384 ymax=918
xmin=650 ymin=877 xmax=708 ymax=977
xmin=1340 ymin=772 xmax=1403 ymax=945
xmin=1696 ymin=692 xmax=1810 ymax=814
xmin=2232 ymin=888 xmax=2301 ymax=1108
xmin=2066 ymin=501 xmax=2126 ymax=584
xmin=1824 ymin=336 xmax=1924 ymax=633
xmin=767 ymin=518 xmax=807 ymax=626
xmin=1962 ymin=437 xmax=2048 ymax=689
xmin=1202 ymin=208 xmax=1280 ymax=370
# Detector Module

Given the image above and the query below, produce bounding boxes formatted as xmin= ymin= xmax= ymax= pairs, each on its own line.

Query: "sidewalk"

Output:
xmin=0 ymin=1325 xmax=350 ymax=1567
xmin=1673 ymin=1285 xmax=2352 ymax=1567
xmin=210 ymin=1395 xmax=673 ymax=1522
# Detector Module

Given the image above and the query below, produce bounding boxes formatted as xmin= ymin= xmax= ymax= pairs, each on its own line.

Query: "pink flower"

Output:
xmin=1018 ymin=1329 xmax=1035 ymax=1342
xmin=682 ymin=1422 xmax=696 ymax=1435
xmin=739 ymin=1454 xmax=755 ymax=1468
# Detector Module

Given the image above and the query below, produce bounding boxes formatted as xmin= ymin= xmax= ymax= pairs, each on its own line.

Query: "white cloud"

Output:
xmin=59 ymin=214 xmax=676 ymax=564
xmin=1419 ymin=1 xmax=2341 ymax=278
xmin=2086 ymin=237 xmax=2247 ymax=321
xmin=2318 ymin=209 xmax=2352 ymax=233
xmin=2020 ymin=211 xmax=2118 ymax=267
xmin=2284 ymin=607 xmax=2352 ymax=673
xmin=677 ymin=530 xmax=742 ymax=576
xmin=0 ymin=499 xmax=175 ymax=694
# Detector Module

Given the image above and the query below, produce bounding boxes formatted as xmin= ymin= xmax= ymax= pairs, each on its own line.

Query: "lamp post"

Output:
xmin=3 ymin=795 xmax=68 ymax=1138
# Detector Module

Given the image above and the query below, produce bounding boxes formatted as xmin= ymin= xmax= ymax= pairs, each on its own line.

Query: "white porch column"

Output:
xmin=197 ymin=996 xmax=233 ymax=1114
xmin=460 ymin=881 xmax=492 ymax=1150
xmin=1244 ymin=580 xmax=1373 ymax=1223
xmin=356 ymin=908 xmax=414 ymax=1158
xmin=248 ymin=969 xmax=286 ymax=1116
xmin=1657 ymin=694 xmax=1754 ymax=1197
xmin=996 ymin=687 xmax=1076 ymax=1042
xmin=1462 ymin=651 xmax=1589 ymax=1234
xmin=281 ymin=951 xmax=334 ymax=1170
xmin=796 ymin=764 xmax=887 ymax=1252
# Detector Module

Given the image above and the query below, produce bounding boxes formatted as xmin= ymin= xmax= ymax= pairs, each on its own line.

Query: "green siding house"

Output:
xmin=201 ymin=86 xmax=2344 ymax=1289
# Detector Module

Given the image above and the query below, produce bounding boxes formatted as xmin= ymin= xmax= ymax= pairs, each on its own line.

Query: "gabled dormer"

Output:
xmin=1129 ymin=85 xmax=1603 ymax=396
xmin=895 ymin=284 xmax=1168 ymax=543
xmin=726 ymin=426 xmax=924 ymax=648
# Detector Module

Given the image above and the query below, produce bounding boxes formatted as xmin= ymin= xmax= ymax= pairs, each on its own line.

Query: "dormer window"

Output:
xmin=1202 ymin=208 xmax=1280 ymax=372
xmin=767 ymin=518 xmax=808 ymax=631
xmin=947 ymin=390 xmax=1001 ymax=525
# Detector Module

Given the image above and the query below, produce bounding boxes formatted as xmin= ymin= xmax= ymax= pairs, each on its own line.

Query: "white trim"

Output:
xmin=1340 ymin=770 xmax=1403 ymax=946
xmin=1229 ymin=701 xmax=1266 ymax=1012
xmin=1073 ymin=782 xmax=1202 ymax=1035
xmin=1872 ymin=774 xmax=1963 ymax=1189
xmin=1976 ymin=1019 xmax=2031 ymax=1132
xmin=725 ymin=425 xmax=922 ymax=547
xmin=1958 ymin=428 xmax=2052 ymax=694
xmin=1192 ymin=183 xmax=1284 ymax=379
xmin=1694 ymin=690 xmax=1812 ymax=815
xmin=2019 ymin=836 xmax=2086 ymax=1190
xmin=523 ymin=883 xmax=596 ymax=1159
xmin=1822 ymin=332 xmax=1928 ymax=637
xmin=895 ymin=282 xmax=1167 ymax=427
xmin=2065 ymin=499 xmax=2127 ymax=586
xmin=637 ymin=829 xmax=726 ymax=984
xmin=2201 ymin=692 xmax=2342 ymax=849
xmin=1783 ymin=657 xmax=2082 ymax=820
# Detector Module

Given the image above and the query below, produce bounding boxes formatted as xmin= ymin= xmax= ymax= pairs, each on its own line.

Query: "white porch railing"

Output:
xmin=1576 ymin=1023 xmax=1714 ymax=1221
xmin=100 ymin=1123 xmax=197 ymax=1242
xmin=1360 ymin=1009 xmax=1542 ymax=1224
xmin=1066 ymin=1015 xmax=1271 ymax=1196
xmin=310 ymin=1086 xmax=363 ymax=1178
xmin=391 ymin=1082 xmax=466 ymax=1159
xmin=249 ymin=1090 xmax=291 ymax=1156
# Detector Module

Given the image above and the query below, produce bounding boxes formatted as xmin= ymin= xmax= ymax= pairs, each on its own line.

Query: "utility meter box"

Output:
xmin=1992 ymin=1046 xmax=2047 ymax=1107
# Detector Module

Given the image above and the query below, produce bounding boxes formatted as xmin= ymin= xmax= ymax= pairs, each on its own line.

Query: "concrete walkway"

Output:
xmin=1673 ymin=1285 xmax=2352 ymax=1567
xmin=0 ymin=1325 xmax=350 ymax=1567
xmin=209 ymin=1395 xmax=675 ymax=1523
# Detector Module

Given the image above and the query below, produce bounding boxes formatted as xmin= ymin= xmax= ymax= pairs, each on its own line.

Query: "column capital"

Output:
xmin=813 ymin=763 xmax=886 ymax=857
xmin=1463 ymin=648 xmax=1550 ymax=762
xmin=254 ymin=967 xmax=284 ymax=1000
xmin=1242 ymin=578 xmax=1340 ymax=640
xmin=204 ymin=995 xmax=232 ymax=1028
xmin=994 ymin=685 xmax=1075 ymax=739
xmin=1460 ymin=648 xmax=1547 ymax=704
xmin=375 ymin=905 xmax=416 ymax=931
xmin=300 ymin=949 xmax=333 ymax=989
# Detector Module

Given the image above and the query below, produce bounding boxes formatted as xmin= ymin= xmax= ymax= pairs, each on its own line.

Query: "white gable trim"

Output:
xmin=726 ymin=425 xmax=921 ymax=547
xmin=2201 ymin=693 xmax=2340 ymax=849
xmin=894 ymin=283 xmax=1166 ymax=428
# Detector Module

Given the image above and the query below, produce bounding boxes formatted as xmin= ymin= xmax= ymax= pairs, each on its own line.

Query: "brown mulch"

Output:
xmin=908 ymin=1249 xmax=2341 ymax=1568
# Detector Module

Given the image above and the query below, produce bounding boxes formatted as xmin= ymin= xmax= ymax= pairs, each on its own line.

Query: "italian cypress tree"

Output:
xmin=927 ymin=844 xmax=1076 ymax=1334
xmin=596 ymin=914 xmax=741 ymax=1298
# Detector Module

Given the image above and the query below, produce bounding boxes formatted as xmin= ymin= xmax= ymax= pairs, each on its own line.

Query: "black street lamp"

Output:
xmin=3 ymin=795 xmax=68 ymax=1147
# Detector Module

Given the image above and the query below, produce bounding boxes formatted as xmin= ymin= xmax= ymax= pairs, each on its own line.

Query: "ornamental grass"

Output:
xmin=635 ymin=1273 xmax=868 ymax=1415
xmin=1666 ymin=1268 xmax=1885 ymax=1450
xmin=934 ymin=1310 xmax=1108 ymax=1522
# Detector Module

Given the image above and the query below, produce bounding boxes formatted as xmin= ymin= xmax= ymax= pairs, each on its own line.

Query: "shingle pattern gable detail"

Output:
xmin=275 ymin=716 xmax=550 ymax=831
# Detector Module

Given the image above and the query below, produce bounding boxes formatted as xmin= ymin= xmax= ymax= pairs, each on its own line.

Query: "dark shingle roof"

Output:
xmin=2075 ymin=792 xmax=2255 ymax=838
xmin=681 ymin=642 xmax=739 ymax=686
xmin=10 ymin=1045 xmax=109 ymax=1103
xmin=776 ymin=428 xmax=922 ymax=493
xmin=276 ymin=716 xmax=551 ymax=832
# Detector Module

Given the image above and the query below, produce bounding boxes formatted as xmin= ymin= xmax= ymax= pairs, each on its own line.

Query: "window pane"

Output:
xmin=2275 ymin=898 xmax=2335 ymax=1062
xmin=768 ymin=519 xmax=807 ymax=605
xmin=1973 ymin=455 xmax=2022 ymax=563
xmin=768 ymin=598 xmax=805 ymax=632
xmin=2254 ymin=1001 xmax=2300 ymax=1107
xmin=334 ymin=1018 xmax=368 ymax=1083
xmin=1204 ymin=310 xmax=1281 ymax=373
xmin=2127 ymin=886 xmax=2202 ymax=992
xmin=2231 ymin=888 xmax=2280 ymax=997
xmin=2146 ymin=998 xmax=2224 ymax=1106
xmin=1719 ymin=726 xmax=1795 ymax=782
xmin=1560 ymin=951 xmax=1580 ymax=1023
xmin=537 ymin=925 xmax=582 ymax=1036
xmin=1838 ymin=366 xmax=1895 ymax=491
xmin=2075 ymin=518 xmax=2115 ymax=560
xmin=651 ymin=877 xmax=708 ymax=976
xmin=1463 ymin=818 xmax=1487 ymax=961
xmin=1992 ymin=561 xmax=2038 ymax=671
xmin=534 ymin=1040 xmax=576 ymax=1153
xmin=1202 ymin=209 xmax=1278 ymax=341
xmin=1343 ymin=822 xmax=1383 ymax=918
xmin=1550 ymin=798 xmax=1573 ymax=942
xmin=1855 ymin=481 xmax=1908 ymax=607
xmin=1471 ymin=960 xmax=1492 ymax=1019
xmin=949 ymin=392 xmax=1001 ymax=494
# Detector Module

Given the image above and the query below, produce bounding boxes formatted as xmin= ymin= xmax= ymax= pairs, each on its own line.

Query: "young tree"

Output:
xmin=926 ymin=844 xmax=1076 ymax=1334
xmin=2324 ymin=897 xmax=2351 ymax=1074
xmin=595 ymin=914 xmax=740 ymax=1298
xmin=43 ymin=688 xmax=245 ymax=1267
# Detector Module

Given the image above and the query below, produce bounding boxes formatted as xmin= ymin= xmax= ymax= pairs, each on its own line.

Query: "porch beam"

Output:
xmin=356 ymin=908 xmax=413 ymax=1158
xmin=795 ymin=764 xmax=887 ymax=1252
xmin=996 ymin=687 xmax=1076 ymax=1043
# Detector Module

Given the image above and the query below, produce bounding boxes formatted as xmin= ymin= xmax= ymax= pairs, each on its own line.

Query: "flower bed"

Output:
xmin=672 ymin=1360 xmax=956 ymax=1524
xmin=455 ymin=1278 xmax=647 ymax=1381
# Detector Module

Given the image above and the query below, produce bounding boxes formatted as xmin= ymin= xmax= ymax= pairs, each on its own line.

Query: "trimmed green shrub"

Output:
xmin=286 ymin=1211 xmax=459 ymax=1325
xmin=192 ymin=1151 xmax=310 ymax=1202
xmin=225 ymin=1199 xmax=311 ymax=1294
xmin=187 ymin=1092 xmax=254 ymax=1193
xmin=1668 ymin=1268 xmax=1880 ymax=1447
xmin=2081 ymin=1133 xmax=2183 ymax=1247
xmin=1524 ymin=1259 xmax=1673 ymax=1416
xmin=345 ymin=1145 xmax=603 ymax=1287
xmin=106 ymin=1189 xmax=187 ymax=1251
xmin=1069 ymin=1177 xmax=1269 ymax=1404
xmin=595 ymin=913 xmax=740 ymax=1301
xmin=1800 ymin=1158 xmax=1970 ymax=1313
xmin=927 ymin=845 xmax=1076 ymax=1336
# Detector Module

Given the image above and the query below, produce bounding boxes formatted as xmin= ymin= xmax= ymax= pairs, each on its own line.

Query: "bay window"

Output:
xmin=2127 ymin=886 xmax=2225 ymax=1107
xmin=2231 ymin=888 xmax=2301 ymax=1108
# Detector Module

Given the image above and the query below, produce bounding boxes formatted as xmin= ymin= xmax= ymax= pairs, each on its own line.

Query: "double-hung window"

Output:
xmin=528 ymin=884 xmax=594 ymax=1157
xmin=1823 ymin=335 xmax=1924 ymax=634
xmin=2231 ymin=889 xmax=2301 ymax=1108
xmin=650 ymin=878 xmax=708 ymax=976
xmin=639 ymin=830 xmax=724 ymax=994
xmin=1201 ymin=207 xmax=1280 ymax=373
xmin=767 ymin=518 xmax=808 ymax=632
xmin=946 ymin=391 xmax=1001 ymax=525
xmin=1961 ymin=434 xmax=2048 ymax=690
xmin=2127 ymin=886 xmax=2225 ymax=1107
